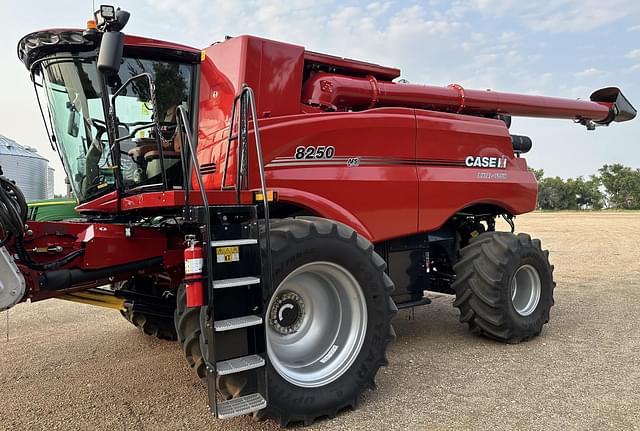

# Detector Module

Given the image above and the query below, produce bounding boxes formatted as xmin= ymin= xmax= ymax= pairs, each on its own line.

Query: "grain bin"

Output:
xmin=0 ymin=134 xmax=51 ymax=201
xmin=47 ymin=166 xmax=55 ymax=199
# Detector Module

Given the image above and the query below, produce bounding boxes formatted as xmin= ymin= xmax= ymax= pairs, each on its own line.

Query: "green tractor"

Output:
xmin=27 ymin=198 xmax=78 ymax=222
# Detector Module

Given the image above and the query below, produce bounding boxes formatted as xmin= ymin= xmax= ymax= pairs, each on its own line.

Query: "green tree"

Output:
xmin=537 ymin=176 xmax=573 ymax=210
xmin=598 ymin=164 xmax=640 ymax=209
xmin=529 ymin=167 xmax=545 ymax=182
xmin=565 ymin=176 xmax=603 ymax=210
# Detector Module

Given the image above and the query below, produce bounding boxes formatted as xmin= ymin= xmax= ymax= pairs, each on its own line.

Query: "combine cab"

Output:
xmin=0 ymin=5 xmax=635 ymax=426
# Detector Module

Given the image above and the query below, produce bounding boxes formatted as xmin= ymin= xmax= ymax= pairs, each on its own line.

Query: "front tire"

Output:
xmin=116 ymin=278 xmax=177 ymax=341
xmin=452 ymin=231 xmax=555 ymax=343
xmin=257 ymin=217 xmax=396 ymax=425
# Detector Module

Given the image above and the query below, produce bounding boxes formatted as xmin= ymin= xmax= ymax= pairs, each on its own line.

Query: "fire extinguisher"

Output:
xmin=183 ymin=234 xmax=205 ymax=307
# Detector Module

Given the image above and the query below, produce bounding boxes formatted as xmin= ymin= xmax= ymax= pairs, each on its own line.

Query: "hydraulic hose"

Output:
xmin=0 ymin=170 xmax=84 ymax=270
xmin=0 ymin=173 xmax=27 ymax=247
xmin=14 ymin=237 xmax=85 ymax=271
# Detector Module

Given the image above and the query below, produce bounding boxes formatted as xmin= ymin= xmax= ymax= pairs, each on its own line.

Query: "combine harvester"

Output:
xmin=1 ymin=5 xmax=635 ymax=425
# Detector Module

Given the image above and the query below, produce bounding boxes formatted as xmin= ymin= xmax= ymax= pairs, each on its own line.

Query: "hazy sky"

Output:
xmin=1 ymin=0 xmax=639 ymax=194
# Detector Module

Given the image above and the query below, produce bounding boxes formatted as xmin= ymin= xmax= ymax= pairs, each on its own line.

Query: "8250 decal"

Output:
xmin=294 ymin=146 xmax=336 ymax=159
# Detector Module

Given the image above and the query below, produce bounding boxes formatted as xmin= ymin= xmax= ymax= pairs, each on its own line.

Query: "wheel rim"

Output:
xmin=510 ymin=264 xmax=541 ymax=316
xmin=266 ymin=261 xmax=367 ymax=388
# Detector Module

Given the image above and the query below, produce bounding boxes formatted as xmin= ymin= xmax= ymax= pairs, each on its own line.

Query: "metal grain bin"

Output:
xmin=0 ymin=134 xmax=50 ymax=201
xmin=47 ymin=166 xmax=55 ymax=199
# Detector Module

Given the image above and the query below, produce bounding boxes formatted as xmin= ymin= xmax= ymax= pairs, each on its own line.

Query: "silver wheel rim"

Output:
xmin=266 ymin=261 xmax=367 ymax=388
xmin=510 ymin=264 xmax=541 ymax=316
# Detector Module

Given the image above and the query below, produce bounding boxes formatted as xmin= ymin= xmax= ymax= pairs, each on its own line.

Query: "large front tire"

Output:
xmin=452 ymin=231 xmax=555 ymax=343
xmin=255 ymin=217 xmax=396 ymax=425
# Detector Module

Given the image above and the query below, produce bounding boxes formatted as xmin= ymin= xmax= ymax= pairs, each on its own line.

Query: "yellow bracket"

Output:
xmin=58 ymin=289 xmax=126 ymax=312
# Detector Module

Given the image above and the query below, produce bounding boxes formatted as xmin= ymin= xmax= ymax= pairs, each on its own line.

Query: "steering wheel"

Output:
xmin=89 ymin=118 xmax=108 ymax=134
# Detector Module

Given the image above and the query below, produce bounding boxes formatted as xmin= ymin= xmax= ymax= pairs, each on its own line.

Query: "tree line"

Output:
xmin=530 ymin=164 xmax=640 ymax=210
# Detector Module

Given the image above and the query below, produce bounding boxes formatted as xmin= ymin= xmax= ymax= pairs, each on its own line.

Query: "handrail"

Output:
xmin=241 ymin=85 xmax=271 ymax=252
xmin=222 ymin=85 xmax=272 ymax=262
xmin=175 ymin=105 xmax=217 ymax=415
xmin=222 ymin=85 xmax=272 ymax=404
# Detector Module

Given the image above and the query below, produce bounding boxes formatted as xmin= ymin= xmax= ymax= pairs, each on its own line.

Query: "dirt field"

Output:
xmin=1 ymin=212 xmax=639 ymax=430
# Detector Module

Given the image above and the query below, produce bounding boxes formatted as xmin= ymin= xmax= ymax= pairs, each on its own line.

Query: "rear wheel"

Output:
xmin=452 ymin=231 xmax=555 ymax=343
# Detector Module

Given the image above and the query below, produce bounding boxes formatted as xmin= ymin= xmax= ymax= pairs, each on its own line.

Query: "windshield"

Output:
xmin=40 ymin=53 xmax=193 ymax=203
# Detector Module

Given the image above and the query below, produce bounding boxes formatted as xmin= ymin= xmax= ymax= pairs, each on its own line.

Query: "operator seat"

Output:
xmin=128 ymin=132 xmax=182 ymax=182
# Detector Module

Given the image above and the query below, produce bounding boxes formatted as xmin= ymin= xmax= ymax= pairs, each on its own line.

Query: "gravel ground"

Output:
xmin=1 ymin=212 xmax=639 ymax=430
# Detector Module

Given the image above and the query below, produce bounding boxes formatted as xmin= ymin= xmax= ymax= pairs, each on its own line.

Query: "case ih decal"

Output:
xmin=464 ymin=155 xmax=508 ymax=168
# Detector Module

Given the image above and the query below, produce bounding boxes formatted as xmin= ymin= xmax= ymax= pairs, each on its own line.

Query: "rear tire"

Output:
xmin=452 ymin=231 xmax=555 ymax=343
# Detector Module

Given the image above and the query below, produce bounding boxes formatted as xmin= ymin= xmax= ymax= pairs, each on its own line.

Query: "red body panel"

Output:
xmin=23 ymin=221 xmax=167 ymax=269
xmin=198 ymin=36 xmax=305 ymax=189
xmin=17 ymin=220 xmax=184 ymax=301
xmin=259 ymin=109 xmax=419 ymax=241
xmin=194 ymin=36 xmax=537 ymax=241
xmin=414 ymin=111 xmax=537 ymax=232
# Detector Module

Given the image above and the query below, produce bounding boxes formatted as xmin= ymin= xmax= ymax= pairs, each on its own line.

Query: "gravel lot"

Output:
xmin=1 ymin=212 xmax=639 ymax=430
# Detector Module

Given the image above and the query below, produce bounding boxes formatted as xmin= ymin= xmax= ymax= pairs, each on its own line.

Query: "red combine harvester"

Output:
xmin=1 ymin=5 xmax=635 ymax=426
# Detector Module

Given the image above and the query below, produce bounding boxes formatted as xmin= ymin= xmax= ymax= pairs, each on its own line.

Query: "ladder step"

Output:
xmin=217 ymin=393 xmax=267 ymax=419
xmin=216 ymin=354 xmax=265 ymax=376
xmin=211 ymin=239 xmax=258 ymax=247
xmin=213 ymin=276 xmax=260 ymax=289
xmin=214 ymin=315 xmax=262 ymax=332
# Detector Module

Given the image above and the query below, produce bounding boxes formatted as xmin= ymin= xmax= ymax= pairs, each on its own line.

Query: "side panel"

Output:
xmin=198 ymin=36 xmax=305 ymax=190
xmin=198 ymin=37 xmax=248 ymax=189
xmin=415 ymin=111 xmax=537 ymax=232
xmin=253 ymin=108 xmax=419 ymax=242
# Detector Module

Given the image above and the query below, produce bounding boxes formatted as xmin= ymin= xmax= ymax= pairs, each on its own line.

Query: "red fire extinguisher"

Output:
xmin=184 ymin=234 xmax=205 ymax=308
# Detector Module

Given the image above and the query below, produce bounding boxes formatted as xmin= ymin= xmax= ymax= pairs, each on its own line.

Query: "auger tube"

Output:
xmin=301 ymin=73 xmax=636 ymax=124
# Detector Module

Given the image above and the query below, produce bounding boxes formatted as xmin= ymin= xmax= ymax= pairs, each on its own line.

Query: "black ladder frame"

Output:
xmin=176 ymin=84 xmax=273 ymax=419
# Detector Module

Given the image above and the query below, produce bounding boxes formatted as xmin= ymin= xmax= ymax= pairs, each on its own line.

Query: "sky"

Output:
xmin=1 ymin=0 xmax=639 ymax=195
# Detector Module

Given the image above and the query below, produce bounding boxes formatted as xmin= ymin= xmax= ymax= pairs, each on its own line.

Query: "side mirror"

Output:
xmin=97 ymin=31 xmax=125 ymax=75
